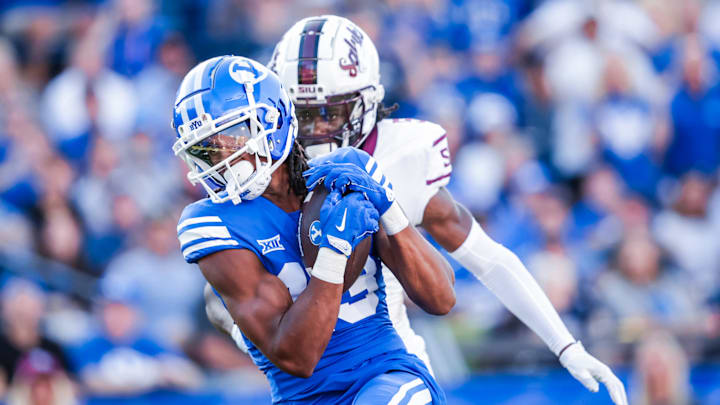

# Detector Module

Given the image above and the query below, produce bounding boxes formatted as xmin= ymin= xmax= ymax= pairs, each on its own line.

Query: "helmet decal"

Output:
xmin=339 ymin=26 xmax=364 ymax=77
xmin=229 ymin=58 xmax=262 ymax=84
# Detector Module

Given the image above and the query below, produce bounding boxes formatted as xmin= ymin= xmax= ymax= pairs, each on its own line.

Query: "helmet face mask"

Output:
xmin=295 ymin=90 xmax=372 ymax=156
xmin=187 ymin=122 xmax=254 ymax=168
xmin=172 ymin=56 xmax=297 ymax=204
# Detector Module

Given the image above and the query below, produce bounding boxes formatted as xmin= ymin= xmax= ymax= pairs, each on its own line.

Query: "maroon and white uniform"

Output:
xmin=362 ymin=118 xmax=452 ymax=370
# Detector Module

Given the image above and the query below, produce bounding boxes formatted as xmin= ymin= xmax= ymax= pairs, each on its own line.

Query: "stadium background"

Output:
xmin=0 ymin=0 xmax=719 ymax=403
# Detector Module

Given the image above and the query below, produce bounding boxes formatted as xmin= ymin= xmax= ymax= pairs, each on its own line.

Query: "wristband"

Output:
xmin=311 ymin=247 xmax=348 ymax=285
xmin=380 ymin=201 xmax=409 ymax=235
xmin=557 ymin=341 xmax=578 ymax=359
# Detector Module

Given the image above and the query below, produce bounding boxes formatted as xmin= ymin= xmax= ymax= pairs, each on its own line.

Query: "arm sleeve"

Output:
xmin=449 ymin=220 xmax=575 ymax=356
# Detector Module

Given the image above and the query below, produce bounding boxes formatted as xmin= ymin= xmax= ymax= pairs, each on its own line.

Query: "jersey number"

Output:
xmin=338 ymin=259 xmax=379 ymax=323
xmin=277 ymin=260 xmax=379 ymax=324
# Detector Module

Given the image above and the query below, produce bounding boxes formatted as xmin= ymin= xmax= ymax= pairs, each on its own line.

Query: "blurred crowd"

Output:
xmin=0 ymin=0 xmax=719 ymax=404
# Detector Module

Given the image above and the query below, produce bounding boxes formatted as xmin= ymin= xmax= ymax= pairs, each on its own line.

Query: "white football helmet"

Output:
xmin=269 ymin=15 xmax=385 ymax=158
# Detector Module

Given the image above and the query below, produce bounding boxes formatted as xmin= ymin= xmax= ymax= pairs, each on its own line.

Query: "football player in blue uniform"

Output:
xmin=265 ymin=15 xmax=627 ymax=405
xmin=172 ymin=55 xmax=454 ymax=404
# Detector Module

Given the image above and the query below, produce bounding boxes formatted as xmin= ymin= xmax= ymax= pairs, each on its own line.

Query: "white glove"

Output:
xmin=559 ymin=342 xmax=628 ymax=405
xmin=204 ymin=282 xmax=249 ymax=353
xmin=204 ymin=282 xmax=234 ymax=336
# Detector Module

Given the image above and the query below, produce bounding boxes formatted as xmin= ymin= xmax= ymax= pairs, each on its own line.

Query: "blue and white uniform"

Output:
xmin=177 ymin=195 xmax=444 ymax=404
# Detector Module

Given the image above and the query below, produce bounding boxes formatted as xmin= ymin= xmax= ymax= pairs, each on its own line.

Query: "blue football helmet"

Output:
xmin=172 ymin=56 xmax=297 ymax=204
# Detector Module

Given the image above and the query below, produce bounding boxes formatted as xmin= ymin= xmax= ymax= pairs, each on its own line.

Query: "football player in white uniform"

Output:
xmin=206 ymin=15 xmax=627 ymax=405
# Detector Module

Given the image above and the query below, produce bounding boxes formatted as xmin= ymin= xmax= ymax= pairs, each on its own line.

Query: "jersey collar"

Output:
xmin=360 ymin=126 xmax=378 ymax=156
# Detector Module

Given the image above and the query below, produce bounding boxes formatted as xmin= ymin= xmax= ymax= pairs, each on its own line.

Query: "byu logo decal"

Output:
xmin=309 ymin=220 xmax=322 ymax=246
xmin=229 ymin=58 xmax=261 ymax=84
xmin=188 ymin=119 xmax=203 ymax=131
xmin=257 ymin=234 xmax=285 ymax=255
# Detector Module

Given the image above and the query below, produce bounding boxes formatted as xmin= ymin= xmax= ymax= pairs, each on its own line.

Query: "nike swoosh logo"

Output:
xmin=336 ymin=208 xmax=347 ymax=232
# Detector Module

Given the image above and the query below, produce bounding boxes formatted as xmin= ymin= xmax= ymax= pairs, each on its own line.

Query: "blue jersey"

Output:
xmin=177 ymin=196 xmax=444 ymax=404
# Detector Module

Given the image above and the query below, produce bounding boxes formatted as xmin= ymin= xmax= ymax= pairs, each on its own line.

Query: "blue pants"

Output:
xmin=353 ymin=371 xmax=433 ymax=405
xmin=272 ymin=349 xmax=444 ymax=404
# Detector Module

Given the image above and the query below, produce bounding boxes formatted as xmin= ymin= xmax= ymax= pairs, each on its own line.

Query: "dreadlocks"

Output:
xmin=287 ymin=138 xmax=309 ymax=200
xmin=376 ymin=102 xmax=399 ymax=122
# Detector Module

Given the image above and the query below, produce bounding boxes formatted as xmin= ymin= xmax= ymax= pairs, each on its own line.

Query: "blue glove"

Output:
xmin=319 ymin=190 xmax=379 ymax=257
xmin=308 ymin=147 xmax=375 ymax=171
xmin=305 ymin=162 xmax=395 ymax=216
xmin=304 ymin=147 xmax=409 ymax=235
xmin=306 ymin=148 xmax=389 ymax=196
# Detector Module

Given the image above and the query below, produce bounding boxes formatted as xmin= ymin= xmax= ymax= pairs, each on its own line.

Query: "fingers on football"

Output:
xmin=328 ymin=173 xmax=355 ymax=194
xmin=342 ymin=194 xmax=379 ymax=239
xmin=325 ymin=167 xmax=365 ymax=192
xmin=346 ymin=193 xmax=376 ymax=217
xmin=319 ymin=189 xmax=343 ymax=223
xmin=356 ymin=205 xmax=380 ymax=242
xmin=302 ymin=164 xmax=334 ymax=190
xmin=304 ymin=167 xmax=341 ymax=193
xmin=360 ymin=200 xmax=379 ymax=233
xmin=347 ymin=194 xmax=377 ymax=220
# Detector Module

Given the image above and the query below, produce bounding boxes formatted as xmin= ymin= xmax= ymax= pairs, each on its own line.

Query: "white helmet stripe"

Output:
xmin=193 ymin=60 xmax=207 ymax=117
xmin=179 ymin=97 xmax=191 ymax=124
xmin=179 ymin=58 xmax=217 ymax=122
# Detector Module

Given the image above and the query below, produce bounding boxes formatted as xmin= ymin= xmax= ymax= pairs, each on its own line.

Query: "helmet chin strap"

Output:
xmin=305 ymin=142 xmax=338 ymax=159
xmin=303 ymin=124 xmax=355 ymax=159
xmin=223 ymin=160 xmax=271 ymax=204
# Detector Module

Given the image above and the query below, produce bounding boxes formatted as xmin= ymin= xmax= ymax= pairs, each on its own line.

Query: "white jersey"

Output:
xmin=364 ymin=118 xmax=452 ymax=371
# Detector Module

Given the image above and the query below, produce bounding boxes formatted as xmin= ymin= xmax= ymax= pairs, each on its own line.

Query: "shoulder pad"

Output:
xmin=176 ymin=199 xmax=243 ymax=263
xmin=376 ymin=118 xmax=452 ymax=186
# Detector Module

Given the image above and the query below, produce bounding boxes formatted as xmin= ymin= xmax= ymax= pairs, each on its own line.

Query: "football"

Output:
xmin=299 ymin=183 xmax=372 ymax=292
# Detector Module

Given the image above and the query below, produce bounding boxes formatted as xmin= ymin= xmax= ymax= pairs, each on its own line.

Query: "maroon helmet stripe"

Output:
xmin=297 ymin=18 xmax=326 ymax=85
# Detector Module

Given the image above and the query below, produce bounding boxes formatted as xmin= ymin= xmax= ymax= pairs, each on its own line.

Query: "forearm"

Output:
xmin=227 ymin=282 xmax=341 ymax=376
xmin=449 ymin=220 xmax=575 ymax=355
xmin=257 ymin=249 xmax=344 ymax=377
xmin=385 ymin=226 xmax=455 ymax=315
xmin=199 ymin=248 xmax=346 ymax=378
xmin=271 ymin=286 xmax=342 ymax=375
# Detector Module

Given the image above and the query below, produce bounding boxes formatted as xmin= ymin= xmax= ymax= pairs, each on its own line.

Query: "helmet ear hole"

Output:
xmin=276 ymin=108 xmax=283 ymax=130
xmin=276 ymin=99 xmax=289 ymax=130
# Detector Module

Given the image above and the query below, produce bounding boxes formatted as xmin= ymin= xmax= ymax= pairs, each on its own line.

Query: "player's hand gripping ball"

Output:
xmin=304 ymin=148 xmax=395 ymax=216
xmin=299 ymin=183 xmax=374 ymax=292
